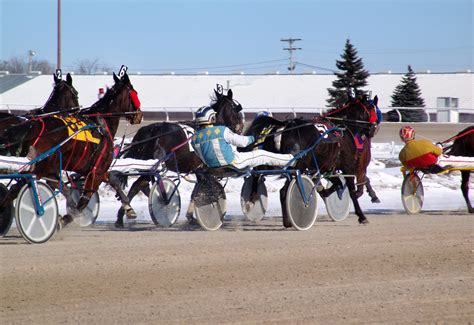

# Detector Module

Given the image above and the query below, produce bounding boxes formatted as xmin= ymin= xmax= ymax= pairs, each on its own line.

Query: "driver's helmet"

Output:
xmin=399 ymin=125 xmax=415 ymax=142
xmin=195 ymin=106 xmax=216 ymax=125
xmin=255 ymin=111 xmax=272 ymax=119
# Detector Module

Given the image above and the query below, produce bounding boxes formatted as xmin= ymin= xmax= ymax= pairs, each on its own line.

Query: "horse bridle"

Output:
xmin=215 ymin=96 xmax=244 ymax=134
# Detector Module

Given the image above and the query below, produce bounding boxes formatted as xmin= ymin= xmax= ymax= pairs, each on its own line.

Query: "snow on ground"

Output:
xmin=52 ymin=141 xmax=472 ymax=224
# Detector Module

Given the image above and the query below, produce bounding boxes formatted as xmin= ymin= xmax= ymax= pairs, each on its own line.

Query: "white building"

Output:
xmin=1 ymin=72 xmax=472 ymax=122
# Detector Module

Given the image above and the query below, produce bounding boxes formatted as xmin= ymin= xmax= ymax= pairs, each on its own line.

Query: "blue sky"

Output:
xmin=1 ymin=0 xmax=472 ymax=74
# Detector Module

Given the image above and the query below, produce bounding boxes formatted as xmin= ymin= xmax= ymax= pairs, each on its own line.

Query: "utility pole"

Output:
xmin=280 ymin=38 xmax=302 ymax=74
xmin=28 ymin=50 xmax=36 ymax=73
xmin=57 ymin=0 xmax=61 ymax=69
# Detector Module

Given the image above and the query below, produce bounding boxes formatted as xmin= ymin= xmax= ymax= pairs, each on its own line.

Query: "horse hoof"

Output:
xmin=114 ymin=221 xmax=124 ymax=228
xmin=126 ymin=209 xmax=137 ymax=220
xmin=371 ymin=197 xmax=381 ymax=203
xmin=58 ymin=215 xmax=73 ymax=230
xmin=359 ymin=218 xmax=369 ymax=225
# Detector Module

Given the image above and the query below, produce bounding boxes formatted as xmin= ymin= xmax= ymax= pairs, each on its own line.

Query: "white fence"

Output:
xmin=1 ymin=103 xmax=472 ymax=123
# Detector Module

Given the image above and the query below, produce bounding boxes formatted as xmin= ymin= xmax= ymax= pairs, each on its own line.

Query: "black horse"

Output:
xmin=114 ymin=87 xmax=244 ymax=227
xmin=0 ymin=71 xmax=79 ymax=138
xmin=0 ymin=71 xmax=142 ymax=220
xmin=443 ymin=126 xmax=474 ymax=213
xmin=243 ymin=93 xmax=377 ymax=225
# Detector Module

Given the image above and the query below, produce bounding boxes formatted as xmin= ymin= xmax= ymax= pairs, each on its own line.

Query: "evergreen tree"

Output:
xmin=327 ymin=39 xmax=370 ymax=107
xmin=387 ymin=65 xmax=427 ymax=122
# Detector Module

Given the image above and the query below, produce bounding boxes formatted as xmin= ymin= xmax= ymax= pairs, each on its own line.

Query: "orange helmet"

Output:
xmin=399 ymin=125 xmax=415 ymax=142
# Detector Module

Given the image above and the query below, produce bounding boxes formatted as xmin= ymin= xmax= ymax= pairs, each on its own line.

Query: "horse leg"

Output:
xmin=114 ymin=176 xmax=150 ymax=228
xmin=365 ymin=176 xmax=380 ymax=203
xmin=316 ymin=177 xmax=343 ymax=199
xmin=460 ymin=171 xmax=473 ymax=213
xmin=186 ymin=183 xmax=199 ymax=224
xmin=107 ymin=172 xmax=137 ymax=223
xmin=346 ymin=177 xmax=369 ymax=224
xmin=279 ymin=180 xmax=292 ymax=228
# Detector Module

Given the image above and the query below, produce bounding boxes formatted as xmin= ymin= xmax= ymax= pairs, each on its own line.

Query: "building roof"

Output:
xmin=1 ymin=73 xmax=472 ymax=111
xmin=0 ymin=74 xmax=38 ymax=94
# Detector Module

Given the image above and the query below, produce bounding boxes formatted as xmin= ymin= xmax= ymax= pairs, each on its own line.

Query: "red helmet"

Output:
xmin=399 ymin=125 xmax=415 ymax=142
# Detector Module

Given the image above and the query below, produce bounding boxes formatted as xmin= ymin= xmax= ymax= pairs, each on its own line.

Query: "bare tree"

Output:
xmin=0 ymin=56 xmax=54 ymax=74
xmin=32 ymin=59 xmax=53 ymax=74
xmin=7 ymin=57 xmax=26 ymax=73
xmin=75 ymin=58 xmax=107 ymax=74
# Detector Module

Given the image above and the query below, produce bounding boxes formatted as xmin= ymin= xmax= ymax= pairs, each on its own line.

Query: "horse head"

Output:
xmin=210 ymin=87 xmax=244 ymax=134
xmin=90 ymin=70 xmax=143 ymax=126
xmin=326 ymin=90 xmax=378 ymax=138
xmin=112 ymin=71 xmax=143 ymax=125
xmin=42 ymin=71 xmax=79 ymax=113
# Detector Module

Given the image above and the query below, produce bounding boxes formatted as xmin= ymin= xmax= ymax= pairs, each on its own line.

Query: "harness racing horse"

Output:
xmin=323 ymin=92 xmax=380 ymax=203
xmin=242 ymin=115 xmax=342 ymax=227
xmin=114 ymin=87 xmax=244 ymax=227
xmin=321 ymin=93 xmax=378 ymax=224
xmin=243 ymin=93 xmax=377 ymax=225
xmin=443 ymin=126 xmax=474 ymax=213
xmin=0 ymin=70 xmax=79 ymax=137
xmin=0 ymin=70 xmax=142 ymax=223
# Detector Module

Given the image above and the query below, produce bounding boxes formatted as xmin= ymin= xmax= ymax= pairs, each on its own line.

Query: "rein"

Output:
xmin=322 ymin=100 xmax=375 ymax=129
xmin=440 ymin=129 xmax=474 ymax=144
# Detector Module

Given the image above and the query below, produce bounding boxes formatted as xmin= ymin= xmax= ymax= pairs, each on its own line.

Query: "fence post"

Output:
xmin=395 ymin=109 xmax=402 ymax=122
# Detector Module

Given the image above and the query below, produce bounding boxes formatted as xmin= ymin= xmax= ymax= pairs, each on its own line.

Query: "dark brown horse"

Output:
xmin=0 ymin=71 xmax=142 ymax=218
xmin=244 ymin=93 xmax=377 ymax=224
xmin=114 ymin=87 xmax=244 ymax=227
xmin=443 ymin=126 xmax=474 ymax=213
xmin=0 ymin=71 xmax=79 ymax=138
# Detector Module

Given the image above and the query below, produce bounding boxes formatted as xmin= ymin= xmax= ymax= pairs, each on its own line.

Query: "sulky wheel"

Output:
xmin=148 ymin=177 xmax=181 ymax=227
xmin=285 ymin=175 xmax=318 ymax=231
xmin=401 ymin=173 xmax=424 ymax=214
xmin=240 ymin=176 xmax=268 ymax=222
xmin=193 ymin=176 xmax=226 ymax=231
xmin=67 ymin=189 xmax=100 ymax=227
xmin=0 ymin=183 xmax=13 ymax=237
xmin=15 ymin=182 xmax=58 ymax=244
xmin=324 ymin=176 xmax=351 ymax=222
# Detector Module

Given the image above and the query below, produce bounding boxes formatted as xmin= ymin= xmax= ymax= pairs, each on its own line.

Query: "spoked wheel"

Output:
xmin=401 ymin=173 xmax=424 ymax=214
xmin=240 ymin=176 xmax=268 ymax=222
xmin=67 ymin=189 xmax=100 ymax=227
xmin=0 ymin=183 xmax=13 ymax=237
xmin=148 ymin=177 xmax=181 ymax=227
xmin=193 ymin=176 xmax=226 ymax=231
xmin=324 ymin=176 xmax=351 ymax=222
xmin=16 ymin=182 xmax=58 ymax=244
xmin=285 ymin=175 xmax=318 ymax=230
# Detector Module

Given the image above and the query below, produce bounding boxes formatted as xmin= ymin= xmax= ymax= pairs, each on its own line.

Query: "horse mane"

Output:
xmin=42 ymin=76 xmax=79 ymax=113
xmin=245 ymin=115 xmax=287 ymax=138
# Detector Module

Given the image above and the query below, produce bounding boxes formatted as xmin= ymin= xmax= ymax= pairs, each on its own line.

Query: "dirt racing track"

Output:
xmin=1 ymin=212 xmax=472 ymax=324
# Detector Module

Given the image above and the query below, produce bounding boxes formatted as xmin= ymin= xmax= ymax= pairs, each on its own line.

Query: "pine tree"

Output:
xmin=326 ymin=39 xmax=370 ymax=107
xmin=387 ymin=65 xmax=427 ymax=122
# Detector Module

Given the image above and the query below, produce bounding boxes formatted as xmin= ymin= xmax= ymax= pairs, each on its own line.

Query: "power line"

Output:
xmin=132 ymin=59 xmax=288 ymax=72
xmin=295 ymin=61 xmax=338 ymax=73
xmin=281 ymin=38 xmax=302 ymax=74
